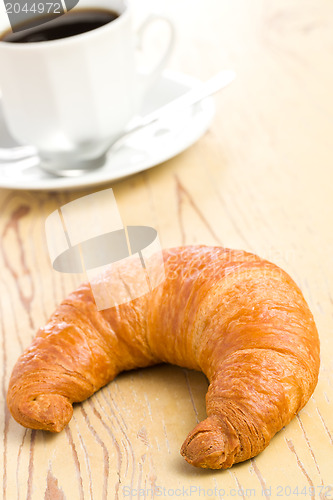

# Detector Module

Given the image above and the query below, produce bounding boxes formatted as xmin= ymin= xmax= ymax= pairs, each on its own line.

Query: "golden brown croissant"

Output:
xmin=7 ymin=246 xmax=320 ymax=469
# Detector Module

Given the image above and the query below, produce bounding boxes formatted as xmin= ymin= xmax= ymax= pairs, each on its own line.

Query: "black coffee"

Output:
xmin=0 ymin=9 xmax=119 ymax=43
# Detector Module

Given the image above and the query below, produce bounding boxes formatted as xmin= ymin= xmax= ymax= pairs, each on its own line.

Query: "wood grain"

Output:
xmin=1 ymin=0 xmax=333 ymax=498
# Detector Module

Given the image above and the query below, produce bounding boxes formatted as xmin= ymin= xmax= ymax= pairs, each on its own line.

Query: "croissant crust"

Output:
xmin=7 ymin=246 xmax=320 ymax=469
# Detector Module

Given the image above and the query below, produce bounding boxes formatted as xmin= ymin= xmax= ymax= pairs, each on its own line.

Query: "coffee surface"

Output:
xmin=0 ymin=9 xmax=119 ymax=43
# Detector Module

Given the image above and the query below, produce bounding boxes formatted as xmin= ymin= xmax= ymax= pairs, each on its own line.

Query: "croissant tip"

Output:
xmin=180 ymin=446 xmax=228 ymax=470
xmin=8 ymin=392 xmax=73 ymax=433
xmin=180 ymin=416 xmax=239 ymax=469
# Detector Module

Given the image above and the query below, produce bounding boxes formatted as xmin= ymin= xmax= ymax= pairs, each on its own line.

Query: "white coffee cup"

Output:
xmin=0 ymin=0 xmax=174 ymax=174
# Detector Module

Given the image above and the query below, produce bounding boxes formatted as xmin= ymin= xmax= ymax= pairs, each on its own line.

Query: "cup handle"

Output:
xmin=136 ymin=14 xmax=175 ymax=94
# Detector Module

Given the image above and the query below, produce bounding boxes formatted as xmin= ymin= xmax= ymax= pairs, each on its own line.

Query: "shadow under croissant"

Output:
xmin=73 ymin=364 xmax=211 ymax=454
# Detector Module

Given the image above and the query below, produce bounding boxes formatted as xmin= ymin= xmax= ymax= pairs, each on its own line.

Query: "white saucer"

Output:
xmin=0 ymin=71 xmax=215 ymax=191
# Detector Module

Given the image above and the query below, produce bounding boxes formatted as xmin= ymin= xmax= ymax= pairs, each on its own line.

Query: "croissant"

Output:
xmin=7 ymin=246 xmax=320 ymax=469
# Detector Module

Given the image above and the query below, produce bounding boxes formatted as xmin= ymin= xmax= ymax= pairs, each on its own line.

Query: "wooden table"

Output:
xmin=1 ymin=0 xmax=333 ymax=498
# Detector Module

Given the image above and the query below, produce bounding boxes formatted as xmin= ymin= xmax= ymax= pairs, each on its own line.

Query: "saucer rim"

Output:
xmin=0 ymin=70 xmax=216 ymax=191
